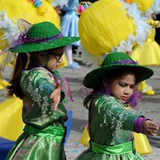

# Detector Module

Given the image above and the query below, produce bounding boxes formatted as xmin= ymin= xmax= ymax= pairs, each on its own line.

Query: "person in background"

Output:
xmin=123 ymin=0 xmax=160 ymax=95
xmin=155 ymin=13 xmax=160 ymax=45
xmin=51 ymin=0 xmax=67 ymax=17
xmin=61 ymin=0 xmax=80 ymax=69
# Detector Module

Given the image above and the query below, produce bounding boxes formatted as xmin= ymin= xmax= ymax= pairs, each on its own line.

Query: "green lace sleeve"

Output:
xmin=21 ymin=68 xmax=66 ymax=127
xmin=96 ymin=96 xmax=141 ymax=134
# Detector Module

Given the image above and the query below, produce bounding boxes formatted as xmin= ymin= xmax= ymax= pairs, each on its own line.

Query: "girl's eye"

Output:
xmin=119 ymin=83 xmax=126 ymax=87
xmin=119 ymin=83 xmax=135 ymax=88
xmin=130 ymin=85 xmax=135 ymax=89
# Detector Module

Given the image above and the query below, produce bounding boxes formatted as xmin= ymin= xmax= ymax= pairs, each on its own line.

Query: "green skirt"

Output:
xmin=5 ymin=125 xmax=66 ymax=160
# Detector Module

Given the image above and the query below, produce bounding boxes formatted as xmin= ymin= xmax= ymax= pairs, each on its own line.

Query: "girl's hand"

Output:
xmin=50 ymin=80 xmax=61 ymax=111
xmin=156 ymin=21 xmax=160 ymax=28
xmin=143 ymin=120 xmax=159 ymax=136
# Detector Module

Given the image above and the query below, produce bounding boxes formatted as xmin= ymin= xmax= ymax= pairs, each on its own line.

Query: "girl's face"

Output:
xmin=46 ymin=47 xmax=64 ymax=72
xmin=110 ymin=74 xmax=136 ymax=104
xmin=54 ymin=6 xmax=62 ymax=16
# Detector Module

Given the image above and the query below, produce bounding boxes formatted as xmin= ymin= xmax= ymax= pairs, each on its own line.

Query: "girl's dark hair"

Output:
xmin=7 ymin=46 xmax=65 ymax=99
xmin=104 ymin=67 xmax=142 ymax=85
xmin=83 ymin=67 xmax=142 ymax=109
xmin=7 ymin=53 xmax=29 ymax=99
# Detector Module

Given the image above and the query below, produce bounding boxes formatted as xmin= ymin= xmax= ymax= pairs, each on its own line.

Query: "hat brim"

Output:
xmin=83 ymin=64 xmax=154 ymax=88
xmin=10 ymin=36 xmax=80 ymax=53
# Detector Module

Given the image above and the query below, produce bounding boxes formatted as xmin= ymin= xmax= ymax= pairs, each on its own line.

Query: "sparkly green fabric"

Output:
xmin=6 ymin=68 xmax=67 ymax=160
xmin=76 ymin=95 xmax=144 ymax=160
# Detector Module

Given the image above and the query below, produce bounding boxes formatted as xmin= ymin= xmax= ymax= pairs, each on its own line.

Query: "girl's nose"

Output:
xmin=58 ymin=56 xmax=63 ymax=63
xmin=124 ymin=87 xmax=130 ymax=94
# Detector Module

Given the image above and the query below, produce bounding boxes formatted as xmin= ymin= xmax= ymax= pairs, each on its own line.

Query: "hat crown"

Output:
xmin=101 ymin=52 xmax=132 ymax=67
xmin=9 ymin=20 xmax=80 ymax=53
xmin=83 ymin=52 xmax=153 ymax=88
xmin=27 ymin=22 xmax=60 ymax=39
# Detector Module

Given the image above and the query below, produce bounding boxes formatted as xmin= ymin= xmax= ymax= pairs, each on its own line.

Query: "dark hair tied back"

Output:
xmin=7 ymin=53 xmax=28 ymax=99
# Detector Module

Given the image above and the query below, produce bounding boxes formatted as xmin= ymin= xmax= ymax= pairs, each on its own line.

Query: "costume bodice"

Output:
xmin=88 ymin=95 xmax=142 ymax=145
xmin=20 ymin=67 xmax=67 ymax=128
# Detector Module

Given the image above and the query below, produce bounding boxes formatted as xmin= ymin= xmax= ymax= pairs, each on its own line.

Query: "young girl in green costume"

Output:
xmin=76 ymin=52 xmax=159 ymax=160
xmin=0 ymin=19 xmax=79 ymax=159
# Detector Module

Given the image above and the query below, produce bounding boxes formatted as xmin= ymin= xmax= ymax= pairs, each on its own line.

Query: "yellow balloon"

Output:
xmin=134 ymin=132 xmax=153 ymax=155
xmin=0 ymin=96 xmax=24 ymax=141
xmin=130 ymin=0 xmax=154 ymax=13
xmin=78 ymin=0 xmax=136 ymax=56
xmin=0 ymin=0 xmax=68 ymax=68
xmin=0 ymin=0 xmax=60 ymax=51
xmin=78 ymin=125 xmax=90 ymax=147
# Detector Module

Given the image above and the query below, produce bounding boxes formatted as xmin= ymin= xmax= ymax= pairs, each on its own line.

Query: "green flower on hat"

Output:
xmin=83 ymin=52 xmax=154 ymax=88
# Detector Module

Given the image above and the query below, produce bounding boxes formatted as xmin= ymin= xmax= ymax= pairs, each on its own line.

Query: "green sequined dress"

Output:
xmin=6 ymin=68 xmax=67 ymax=160
xmin=76 ymin=95 xmax=145 ymax=160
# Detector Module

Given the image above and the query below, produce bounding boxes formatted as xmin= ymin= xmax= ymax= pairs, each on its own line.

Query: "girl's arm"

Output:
xmin=142 ymin=119 xmax=159 ymax=136
xmin=134 ymin=117 xmax=159 ymax=136
xmin=147 ymin=19 xmax=160 ymax=28
xmin=99 ymin=96 xmax=159 ymax=135
xmin=50 ymin=80 xmax=61 ymax=111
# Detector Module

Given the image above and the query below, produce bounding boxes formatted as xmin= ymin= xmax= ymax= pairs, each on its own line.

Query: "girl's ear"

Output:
xmin=102 ymin=78 xmax=106 ymax=86
xmin=102 ymin=75 xmax=108 ymax=87
xmin=37 ymin=51 xmax=46 ymax=62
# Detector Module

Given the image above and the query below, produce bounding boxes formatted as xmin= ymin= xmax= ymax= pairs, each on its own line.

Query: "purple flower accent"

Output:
xmin=15 ymin=19 xmax=63 ymax=45
xmin=18 ymin=32 xmax=26 ymax=44
xmin=17 ymin=32 xmax=63 ymax=44
xmin=124 ymin=89 xmax=142 ymax=110
xmin=112 ymin=60 xmax=137 ymax=65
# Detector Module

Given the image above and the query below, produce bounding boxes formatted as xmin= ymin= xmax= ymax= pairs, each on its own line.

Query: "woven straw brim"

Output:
xmin=10 ymin=37 xmax=80 ymax=53
xmin=83 ymin=64 xmax=154 ymax=88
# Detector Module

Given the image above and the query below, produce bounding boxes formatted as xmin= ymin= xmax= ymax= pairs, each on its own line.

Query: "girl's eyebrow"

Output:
xmin=119 ymin=82 xmax=135 ymax=85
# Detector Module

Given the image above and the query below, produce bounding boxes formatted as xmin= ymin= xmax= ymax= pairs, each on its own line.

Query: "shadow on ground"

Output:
xmin=72 ymin=118 xmax=88 ymax=133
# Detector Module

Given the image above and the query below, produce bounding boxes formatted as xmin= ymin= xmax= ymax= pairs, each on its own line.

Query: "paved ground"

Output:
xmin=1 ymin=60 xmax=160 ymax=160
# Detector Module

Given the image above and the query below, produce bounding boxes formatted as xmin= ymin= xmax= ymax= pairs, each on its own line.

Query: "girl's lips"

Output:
xmin=122 ymin=97 xmax=128 ymax=101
